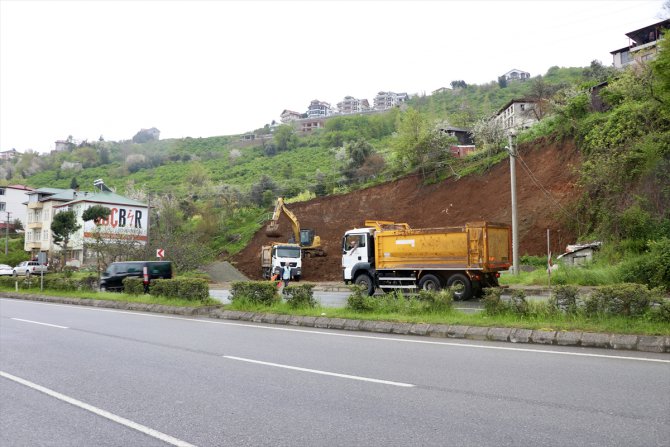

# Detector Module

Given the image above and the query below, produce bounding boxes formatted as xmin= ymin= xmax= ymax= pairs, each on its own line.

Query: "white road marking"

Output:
xmin=11 ymin=318 xmax=68 ymax=329
xmin=224 ymin=355 xmax=415 ymax=387
xmin=0 ymin=371 xmax=197 ymax=447
xmin=3 ymin=298 xmax=669 ymax=364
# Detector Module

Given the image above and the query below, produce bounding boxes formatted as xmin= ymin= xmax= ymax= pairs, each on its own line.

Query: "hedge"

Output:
xmin=230 ymin=281 xmax=280 ymax=306
xmin=150 ymin=278 xmax=209 ymax=301
xmin=0 ymin=275 xmax=98 ymax=291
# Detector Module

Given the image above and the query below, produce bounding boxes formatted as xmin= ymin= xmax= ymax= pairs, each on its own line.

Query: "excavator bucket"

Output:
xmin=266 ymin=221 xmax=281 ymax=237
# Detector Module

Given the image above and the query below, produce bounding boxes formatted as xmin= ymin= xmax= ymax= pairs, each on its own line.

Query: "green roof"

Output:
xmin=61 ymin=191 xmax=147 ymax=208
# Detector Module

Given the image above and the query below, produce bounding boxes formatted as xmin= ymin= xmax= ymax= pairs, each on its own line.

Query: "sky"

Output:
xmin=0 ymin=0 xmax=667 ymax=153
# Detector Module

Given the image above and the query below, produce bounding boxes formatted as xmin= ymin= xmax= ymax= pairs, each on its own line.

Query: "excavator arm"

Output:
xmin=266 ymin=197 xmax=301 ymax=243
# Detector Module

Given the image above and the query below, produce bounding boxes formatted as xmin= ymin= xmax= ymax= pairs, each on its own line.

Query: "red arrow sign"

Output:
xmin=156 ymin=248 xmax=164 ymax=259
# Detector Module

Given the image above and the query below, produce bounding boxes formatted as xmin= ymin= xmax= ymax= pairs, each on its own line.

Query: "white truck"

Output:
xmin=261 ymin=243 xmax=302 ymax=281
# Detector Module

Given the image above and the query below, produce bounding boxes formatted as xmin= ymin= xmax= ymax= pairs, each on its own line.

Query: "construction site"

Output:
xmin=232 ymin=139 xmax=582 ymax=282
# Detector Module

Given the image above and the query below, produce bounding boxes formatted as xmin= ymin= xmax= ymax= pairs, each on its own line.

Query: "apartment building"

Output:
xmin=373 ymin=91 xmax=408 ymax=110
xmin=493 ymin=99 xmax=539 ymax=131
xmin=307 ymin=100 xmax=332 ymax=118
xmin=280 ymin=109 xmax=303 ymax=123
xmin=336 ymin=96 xmax=370 ymax=114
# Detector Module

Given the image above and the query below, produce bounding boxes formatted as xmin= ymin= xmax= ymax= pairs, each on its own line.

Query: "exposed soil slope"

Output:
xmin=233 ymin=139 xmax=581 ymax=281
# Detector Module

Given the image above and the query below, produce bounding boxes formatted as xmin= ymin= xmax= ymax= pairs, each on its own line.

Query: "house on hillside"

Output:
xmin=0 ymin=149 xmax=20 ymax=160
xmin=373 ymin=91 xmax=409 ymax=110
xmin=432 ymin=87 xmax=451 ymax=95
xmin=336 ymin=96 xmax=370 ymax=114
xmin=297 ymin=117 xmax=326 ymax=133
xmin=501 ymin=69 xmax=530 ymax=82
xmin=280 ymin=109 xmax=302 ymax=123
xmin=493 ymin=99 xmax=539 ymax=131
xmin=610 ymin=19 xmax=670 ymax=69
xmin=307 ymin=100 xmax=332 ymax=118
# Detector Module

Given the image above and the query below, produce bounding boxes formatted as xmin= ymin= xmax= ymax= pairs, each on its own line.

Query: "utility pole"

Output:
xmin=5 ymin=211 xmax=11 ymax=255
xmin=508 ymin=131 xmax=519 ymax=275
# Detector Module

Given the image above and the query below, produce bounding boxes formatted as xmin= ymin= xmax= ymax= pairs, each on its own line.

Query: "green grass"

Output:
xmin=226 ymin=300 xmax=670 ymax=336
xmin=500 ymin=263 xmax=620 ymax=287
xmin=0 ymin=286 xmax=220 ymax=307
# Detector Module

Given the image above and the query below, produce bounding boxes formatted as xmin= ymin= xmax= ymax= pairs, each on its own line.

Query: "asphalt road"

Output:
xmin=2 ymin=298 xmax=669 ymax=447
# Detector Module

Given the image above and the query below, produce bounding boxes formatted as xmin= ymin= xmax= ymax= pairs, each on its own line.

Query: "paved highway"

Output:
xmin=2 ymin=298 xmax=668 ymax=446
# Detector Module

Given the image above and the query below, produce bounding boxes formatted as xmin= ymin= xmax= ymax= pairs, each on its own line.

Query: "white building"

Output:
xmin=336 ymin=96 xmax=370 ymax=114
xmin=307 ymin=100 xmax=332 ymax=118
xmin=24 ymin=187 xmax=148 ymax=266
xmin=373 ymin=91 xmax=408 ymax=110
xmin=0 ymin=185 xmax=33 ymax=230
xmin=280 ymin=109 xmax=302 ymax=123
xmin=493 ymin=99 xmax=539 ymax=131
xmin=501 ymin=69 xmax=530 ymax=82
xmin=56 ymin=190 xmax=148 ymax=266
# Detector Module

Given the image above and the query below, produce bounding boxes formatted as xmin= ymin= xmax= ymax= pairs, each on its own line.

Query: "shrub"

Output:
xmin=549 ymin=285 xmax=580 ymax=315
xmin=123 ymin=277 xmax=145 ymax=295
xmin=0 ymin=275 xmax=98 ymax=292
xmin=649 ymin=298 xmax=670 ymax=323
xmin=508 ymin=290 xmax=529 ymax=316
xmin=230 ymin=281 xmax=280 ymax=306
xmin=416 ymin=289 xmax=454 ymax=312
xmin=150 ymin=278 xmax=209 ymax=301
xmin=584 ymin=283 xmax=653 ymax=317
xmin=283 ymin=283 xmax=316 ymax=309
xmin=483 ymin=288 xmax=506 ymax=315
xmin=346 ymin=285 xmax=376 ymax=312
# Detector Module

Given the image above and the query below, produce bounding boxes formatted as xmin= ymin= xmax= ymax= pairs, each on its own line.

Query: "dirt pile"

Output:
xmin=232 ymin=139 xmax=581 ymax=281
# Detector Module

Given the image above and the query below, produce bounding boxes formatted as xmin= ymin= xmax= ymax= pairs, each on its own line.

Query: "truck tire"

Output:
xmin=354 ymin=274 xmax=375 ymax=296
xmin=447 ymin=273 xmax=472 ymax=301
xmin=418 ymin=274 xmax=441 ymax=291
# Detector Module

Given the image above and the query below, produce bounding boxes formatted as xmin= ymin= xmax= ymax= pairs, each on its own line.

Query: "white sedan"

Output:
xmin=0 ymin=264 xmax=14 ymax=276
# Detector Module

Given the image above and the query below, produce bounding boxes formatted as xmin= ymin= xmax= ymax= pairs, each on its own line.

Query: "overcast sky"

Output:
xmin=0 ymin=0 xmax=666 ymax=153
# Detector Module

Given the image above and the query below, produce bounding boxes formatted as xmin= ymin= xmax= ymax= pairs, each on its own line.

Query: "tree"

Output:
xmin=273 ymin=125 xmax=297 ymax=152
xmin=450 ymin=80 xmax=467 ymax=89
xmin=584 ymin=59 xmax=615 ymax=83
xmin=51 ymin=210 xmax=81 ymax=270
xmin=82 ymin=205 xmax=111 ymax=279
xmin=70 ymin=177 xmax=79 ymax=189
xmin=528 ymin=77 xmax=558 ymax=120
xmin=497 ymin=76 xmax=508 ymax=89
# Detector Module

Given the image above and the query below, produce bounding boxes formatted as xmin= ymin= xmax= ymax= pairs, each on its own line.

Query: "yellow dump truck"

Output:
xmin=341 ymin=220 xmax=511 ymax=300
xmin=261 ymin=243 xmax=302 ymax=280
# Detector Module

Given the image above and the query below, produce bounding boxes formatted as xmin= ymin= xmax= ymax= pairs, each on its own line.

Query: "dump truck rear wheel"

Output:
xmin=354 ymin=274 xmax=374 ymax=296
xmin=447 ymin=273 xmax=472 ymax=301
xmin=418 ymin=274 xmax=441 ymax=291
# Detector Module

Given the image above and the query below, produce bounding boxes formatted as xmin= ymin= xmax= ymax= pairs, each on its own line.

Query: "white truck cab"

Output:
xmin=262 ymin=243 xmax=302 ymax=281
xmin=341 ymin=228 xmax=374 ymax=283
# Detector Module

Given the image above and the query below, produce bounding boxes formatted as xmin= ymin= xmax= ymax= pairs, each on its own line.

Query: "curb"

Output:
xmin=3 ymin=293 xmax=669 ymax=354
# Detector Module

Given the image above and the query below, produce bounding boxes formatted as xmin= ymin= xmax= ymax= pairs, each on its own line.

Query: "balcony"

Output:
xmin=27 ymin=222 xmax=43 ymax=229
xmin=28 ymin=202 xmax=44 ymax=209
xmin=26 ymin=241 xmax=43 ymax=250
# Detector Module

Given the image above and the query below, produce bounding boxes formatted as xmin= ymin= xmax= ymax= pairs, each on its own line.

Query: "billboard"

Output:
xmin=82 ymin=204 xmax=149 ymax=243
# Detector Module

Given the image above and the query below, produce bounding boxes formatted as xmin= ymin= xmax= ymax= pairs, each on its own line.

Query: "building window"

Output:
xmin=0 ymin=188 xmax=5 ymax=195
xmin=0 ymin=202 xmax=5 ymax=212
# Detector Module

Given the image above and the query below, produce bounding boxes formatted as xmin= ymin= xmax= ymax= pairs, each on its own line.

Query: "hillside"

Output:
xmin=232 ymin=138 xmax=581 ymax=281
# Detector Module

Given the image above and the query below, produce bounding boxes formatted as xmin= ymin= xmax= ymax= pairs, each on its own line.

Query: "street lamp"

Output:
xmin=507 ymin=129 xmax=519 ymax=275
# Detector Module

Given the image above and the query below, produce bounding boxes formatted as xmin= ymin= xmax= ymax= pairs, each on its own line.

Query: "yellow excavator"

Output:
xmin=266 ymin=197 xmax=326 ymax=257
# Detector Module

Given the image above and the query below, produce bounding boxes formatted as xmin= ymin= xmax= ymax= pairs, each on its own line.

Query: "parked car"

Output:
xmin=100 ymin=261 xmax=173 ymax=292
xmin=13 ymin=261 xmax=48 ymax=276
xmin=0 ymin=264 xmax=14 ymax=276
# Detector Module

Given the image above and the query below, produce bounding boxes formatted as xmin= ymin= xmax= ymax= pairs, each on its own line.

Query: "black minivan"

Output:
xmin=100 ymin=261 xmax=173 ymax=291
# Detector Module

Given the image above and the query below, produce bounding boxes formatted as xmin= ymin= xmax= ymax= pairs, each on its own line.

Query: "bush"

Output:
xmin=230 ymin=281 xmax=280 ymax=306
xmin=549 ymin=285 xmax=580 ymax=315
xmin=123 ymin=277 xmax=145 ymax=295
xmin=415 ymin=289 xmax=454 ymax=312
xmin=650 ymin=298 xmax=670 ymax=323
xmin=508 ymin=290 xmax=529 ymax=316
xmin=150 ymin=278 xmax=209 ymax=301
xmin=584 ymin=283 xmax=653 ymax=317
xmin=346 ymin=285 xmax=376 ymax=312
xmin=0 ymin=275 xmax=98 ymax=292
xmin=283 ymin=283 xmax=316 ymax=309
xmin=483 ymin=288 xmax=506 ymax=315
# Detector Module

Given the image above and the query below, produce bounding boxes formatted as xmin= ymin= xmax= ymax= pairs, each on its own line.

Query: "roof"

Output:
xmin=495 ymin=98 xmax=537 ymax=116
xmin=26 ymin=187 xmax=77 ymax=202
xmin=5 ymin=184 xmax=34 ymax=191
xmin=56 ymin=190 xmax=147 ymax=208
xmin=625 ymin=18 xmax=670 ymax=44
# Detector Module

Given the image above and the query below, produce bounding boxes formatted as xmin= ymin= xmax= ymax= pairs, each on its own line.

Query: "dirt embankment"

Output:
xmin=232 ymin=139 xmax=582 ymax=282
